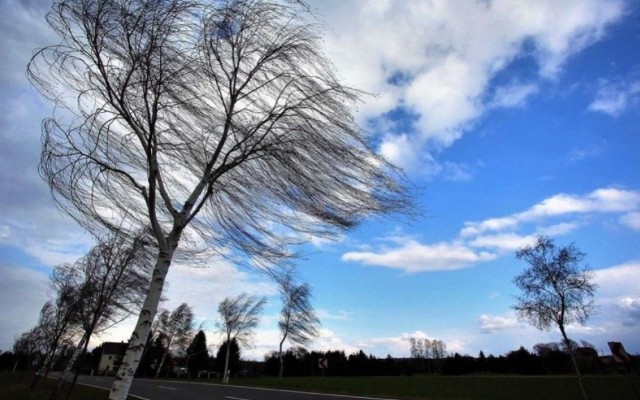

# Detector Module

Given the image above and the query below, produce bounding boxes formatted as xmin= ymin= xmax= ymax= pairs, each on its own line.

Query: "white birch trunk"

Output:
xmin=155 ymin=350 xmax=168 ymax=378
xmin=223 ymin=336 xmax=231 ymax=384
xmin=108 ymin=247 xmax=174 ymax=400
xmin=62 ymin=335 xmax=87 ymax=380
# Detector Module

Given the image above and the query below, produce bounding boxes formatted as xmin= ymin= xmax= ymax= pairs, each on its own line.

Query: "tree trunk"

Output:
xmin=560 ymin=326 xmax=589 ymax=400
xmin=278 ymin=338 xmax=285 ymax=388
xmin=66 ymin=330 xmax=94 ymax=400
xmin=48 ymin=335 xmax=87 ymax=400
xmin=30 ymin=347 xmax=55 ymax=389
xmin=108 ymin=247 xmax=174 ymax=400
xmin=155 ymin=350 xmax=168 ymax=379
xmin=223 ymin=338 xmax=231 ymax=384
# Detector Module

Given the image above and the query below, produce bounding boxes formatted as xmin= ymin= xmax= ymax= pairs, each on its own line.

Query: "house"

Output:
xmin=98 ymin=342 xmax=129 ymax=375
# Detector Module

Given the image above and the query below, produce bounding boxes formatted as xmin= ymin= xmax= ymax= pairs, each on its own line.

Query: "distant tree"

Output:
xmin=137 ymin=331 xmax=167 ymax=378
xmin=154 ymin=303 xmax=194 ymax=378
xmin=29 ymin=0 xmax=411 ymax=397
xmin=513 ymin=236 xmax=597 ymax=400
xmin=276 ymin=269 xmax=320 ymax=384
xmin=217 ymin=294 xmax=266 ymax=383
xmin=49 ymin=231 xmax=151 ymax=400
xmin=31 ymin=269 xmax=83 ymax=389
xmin=186 ymin=330 xmax=209 ymax=374
xmin=214 ymin=339 xmax=241 ymax=378
xmin=12 ymin=327 xmax=46 ymax=373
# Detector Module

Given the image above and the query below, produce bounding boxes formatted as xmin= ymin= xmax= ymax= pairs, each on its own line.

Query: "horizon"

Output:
xmin=1 ymin=0 xmax=639 ymax=362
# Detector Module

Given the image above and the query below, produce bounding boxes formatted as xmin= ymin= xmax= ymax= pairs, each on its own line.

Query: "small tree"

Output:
xmin=48 ymin=231 xmax=151 ymax=400
xmin=217 ymin=294 xmax=266 ymax=384
xmin=153 ymin=303 xmax=194 ymax=378
xmin=513 ymin=236 xmax=597 ymax=400
xmin=276 ymin=269 xmax=320 ymax=384
xmin=31 ymin=270 xmax=83 ymax=388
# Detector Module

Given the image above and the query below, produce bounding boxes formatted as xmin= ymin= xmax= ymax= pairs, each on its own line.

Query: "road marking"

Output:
xmin=146 ymin=378 xmax=398 ymax=400
xmin=73 ymin=382 xmax=151 ymax=400
xmin=158 ymin=385 xmax=178 ymax=390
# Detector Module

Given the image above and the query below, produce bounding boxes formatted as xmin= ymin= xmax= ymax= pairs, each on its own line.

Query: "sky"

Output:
xmin=1 ymin=0 xmax=639 ymax=361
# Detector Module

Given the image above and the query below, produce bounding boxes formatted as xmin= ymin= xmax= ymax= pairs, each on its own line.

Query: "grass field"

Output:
xmin=229 ymin=375 xmax=640 ymax=400
xmin=0 ymin=372 xmax=136 ymax=400
xmin=3 ymin=372 xmax=640 ymax=400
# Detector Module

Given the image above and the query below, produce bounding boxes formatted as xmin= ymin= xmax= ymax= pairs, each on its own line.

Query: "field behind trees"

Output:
xmin=227 ymin=375 xmax=640 ymax=400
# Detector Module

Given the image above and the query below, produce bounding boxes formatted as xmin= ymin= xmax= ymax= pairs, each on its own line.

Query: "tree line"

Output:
xmin=6 ymin=235 xmax=320 ymax=399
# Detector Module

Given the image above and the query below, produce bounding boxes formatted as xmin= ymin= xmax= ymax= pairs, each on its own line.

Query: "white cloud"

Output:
xmin=594 ymin=261 xmax=640 ymax=299
xmin=479 ymin=314 xmax=521 ymax=333
xmin=620 ymin=211 xmax=640 ymax=230
xmin=470 ymin=233 xmax=536 ymax=251
xmin=462 ymin=188 xmax=640 ymax=237
xmin=342 ymin=240 xmax=497 ymax=273
xmin=315 ymin=0 xmax=625 ymax=173
xmin=344 ymin=187 xmax=639 ymax=274
xmin=489 ymin=83 xmax=538 ymax=109
xmin=589 ymin=80 xmax=640 ymax=116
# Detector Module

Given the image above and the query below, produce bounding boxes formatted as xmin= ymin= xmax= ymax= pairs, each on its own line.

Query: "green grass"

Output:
xmin=223 ymin=375 xmax=640 ymax=400
xmin=4 ymin=372 xmax=640 ymax=400
xmin=0 ymin=372 xmax=136 ymax=400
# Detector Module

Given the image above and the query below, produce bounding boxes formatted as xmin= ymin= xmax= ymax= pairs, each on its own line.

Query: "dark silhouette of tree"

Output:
xmin=186 ymin=330 xmax=209 ymax=374
xmin=513 ymin=236 xmax=597 ymax=400
xmin=153 ymin=303 xmax=194 ymax=378
xmin=12 ymin=328 xmax=47 ymax=373
xmin=31 ymin=270 xmax=82 ymax=389
xmin=214 ymin=339 xmax=241 ymax=378
xmin=137 ymin=331 xmax=167 ymax=378
xmin=276 ymin=268 xmax=319 ymax=384
xmin=28 ymin=1 xmax=410 ymax=398
xmin=49 ymin=231 xmax=151 ymax=400
xmin=217 ymin=294 xmax=265 ymax=383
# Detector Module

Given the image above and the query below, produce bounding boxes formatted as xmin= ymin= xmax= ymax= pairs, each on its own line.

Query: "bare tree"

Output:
xmin=30 ymin=282 xmax=80 ymax=389
xmin=29 ymin=1 xmax=410 ymax=398
xmin=217 ymin=294 xmax=266 ymax=384
xmin=12 ymin=327 xmax=48 ymax=373
xmin=276 ymin=269 xmax=319 ymax=384
xmin=153 ymin=303 xmax=194 ymax=378
xmin=47 ymin=231 xmax=151 ymax=400
xmin=513 ymin=236 xmax=597 ymax=400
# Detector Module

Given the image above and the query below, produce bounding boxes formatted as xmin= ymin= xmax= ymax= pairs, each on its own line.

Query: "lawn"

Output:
xmin=229 ymin=375 xmax=640 ymax=400
xmin=4 ymin=372 xmax=640 ymax=400
xmin=0 ymin=373 xmax=136 ymax=400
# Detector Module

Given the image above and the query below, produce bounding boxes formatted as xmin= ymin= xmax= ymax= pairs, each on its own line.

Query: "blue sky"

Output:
xmin=1 ymin=0 xmax=639 ymax=360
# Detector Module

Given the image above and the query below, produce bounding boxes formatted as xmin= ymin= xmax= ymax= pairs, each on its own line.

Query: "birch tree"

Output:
xmin=217 ymin=294 xmax=265 ymax=383
xmin=153 ymin=303 xmax=194 ymax=378
xmin=276 ymin=269 xmax=319 ymax=384
xmin=48 ymin=231 xmax=151 ymax=400
xmin=30 ymin=282 xmax=80 ymax=389
xmin=513 ymin=236 xmax=597 ymax=400
xmin=28 ymin=1 xmax=410 ymax=398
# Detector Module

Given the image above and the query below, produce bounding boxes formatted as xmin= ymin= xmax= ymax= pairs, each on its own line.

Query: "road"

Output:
xmin=69 ymin=375 xmax=397 ymax=400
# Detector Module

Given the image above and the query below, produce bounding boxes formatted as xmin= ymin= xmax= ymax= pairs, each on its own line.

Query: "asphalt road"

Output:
xmin=69 ymin=375 xmax=397 ymax=400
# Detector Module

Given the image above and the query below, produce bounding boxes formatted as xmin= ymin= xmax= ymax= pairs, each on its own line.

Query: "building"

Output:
xmin=98 ymin=342 xmax=129 ymax=375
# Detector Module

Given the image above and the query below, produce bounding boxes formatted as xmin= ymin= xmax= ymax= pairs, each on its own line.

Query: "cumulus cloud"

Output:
xmin=314 ymin=0 xmax=625 ymax=173
xmin=479 ymin=314 xmax=521 ymax=333
xmin=344 ymin=187 xmax=639 ymax=273
xmin=462 ymin=188 xmax=640 ymax=237
xmin=342 ymin=240 xmax=497 ymax=273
